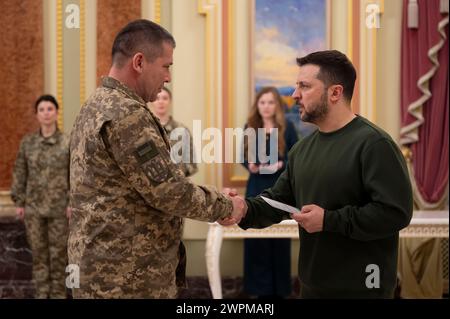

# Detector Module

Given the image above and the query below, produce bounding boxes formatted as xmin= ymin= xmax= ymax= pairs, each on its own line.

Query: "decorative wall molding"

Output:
xmin=359 ymin=0 xmax=384 ymax=122
xmin=198 ymin=0 xmax=222 ymax=187
xmin=154 ymin=0 xmax=161 ymax=24
xmin=79 ymin=0 xmax=86 ymax=105
xmin=56 ymin=0 xmax=64 ymax=130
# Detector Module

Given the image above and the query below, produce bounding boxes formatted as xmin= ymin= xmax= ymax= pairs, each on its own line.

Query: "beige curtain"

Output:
xmin=398 ymin=238 xmax=443 ymax=298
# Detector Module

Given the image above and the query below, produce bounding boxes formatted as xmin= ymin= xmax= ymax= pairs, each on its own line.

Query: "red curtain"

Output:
xmin=400 ymin=0 xmax=449 ymax=206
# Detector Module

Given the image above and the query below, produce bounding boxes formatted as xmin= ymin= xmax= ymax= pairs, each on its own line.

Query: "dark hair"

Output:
xmin=34 ymin=94 xmax=59 ymax=113
xmin=112 ymin=19 xmax=176 ymax=67
xmin=296 ymin=50 xmax=357 ymax=102
xmin=160 ymin=87 xmax=172 ymax=99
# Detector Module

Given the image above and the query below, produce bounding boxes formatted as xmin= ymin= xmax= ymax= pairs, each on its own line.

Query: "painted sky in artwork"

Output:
xmin=255 ymin=0 xmax=327 ymax=90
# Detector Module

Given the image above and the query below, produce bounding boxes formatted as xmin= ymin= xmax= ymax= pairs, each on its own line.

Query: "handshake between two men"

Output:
xmin=218 ymin=188 xmax=247 ymax=226
xmin=216 ymin=188 xmax=325 ymax=233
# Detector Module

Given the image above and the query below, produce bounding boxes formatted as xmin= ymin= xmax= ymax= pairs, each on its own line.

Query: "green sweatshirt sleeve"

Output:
xmin=324 ymin=138 xmax=413 ymax=241
xmin=239 ymin=163 xmax=294 ymax=230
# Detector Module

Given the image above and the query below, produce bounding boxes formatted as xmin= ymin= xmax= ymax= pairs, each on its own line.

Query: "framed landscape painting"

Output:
xmin=252 ymin=0 xmax=330 ymax=110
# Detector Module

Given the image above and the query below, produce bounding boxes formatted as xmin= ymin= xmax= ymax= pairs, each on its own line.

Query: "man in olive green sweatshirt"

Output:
xmin=231 ymin=50 xmax=413 ymax=298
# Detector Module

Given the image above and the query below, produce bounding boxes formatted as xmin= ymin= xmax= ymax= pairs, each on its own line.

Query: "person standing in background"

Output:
xmin=11 ymin=95 xmax=70 ymax=299
xmin=149 ymin=87 xmax=198 ymax=178
xmin=242 ymin=87 xmax=298 ymax=298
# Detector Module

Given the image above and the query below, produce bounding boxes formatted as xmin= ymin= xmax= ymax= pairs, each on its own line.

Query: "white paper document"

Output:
xmin=261 ymin=196 xmax=300 ymax=215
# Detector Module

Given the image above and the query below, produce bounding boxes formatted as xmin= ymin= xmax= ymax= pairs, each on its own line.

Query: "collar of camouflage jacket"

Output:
xmin=164 ymin=116 xmax=176 ymax=131
xmin=38 ymin=128 xmax=62 ymax=145
xmin=101 ymin=76 xmax=146 ymax=106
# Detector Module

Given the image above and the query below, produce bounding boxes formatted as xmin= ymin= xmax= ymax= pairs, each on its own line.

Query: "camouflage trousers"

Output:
xmin=24 ymin=212 xmax=68 ymax=299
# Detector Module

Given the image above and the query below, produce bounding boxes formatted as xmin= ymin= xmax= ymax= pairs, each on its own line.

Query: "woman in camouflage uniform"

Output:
xmin=150 ymin=87 xmax=198 ymax=177
xmin=11 ymin=95 xmax=70 ymax=299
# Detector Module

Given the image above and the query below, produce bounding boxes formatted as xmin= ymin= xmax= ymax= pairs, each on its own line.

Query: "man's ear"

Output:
xmin=131 ymin=53 xmax=145 ymax=73
xmin=329 ymin=85 xmax=344 ymax=103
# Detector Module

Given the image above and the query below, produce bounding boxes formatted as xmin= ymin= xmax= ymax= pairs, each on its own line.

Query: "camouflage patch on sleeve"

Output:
xmin=135 ymin=141 xmax=171 ymax=184
xmin=134 ymin=141 xmax=159 ymax=164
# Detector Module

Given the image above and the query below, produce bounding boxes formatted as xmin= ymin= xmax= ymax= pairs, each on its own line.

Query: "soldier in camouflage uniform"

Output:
xmin=68 ymin=19 xmax=245 ymax=298
xmin=11 ymin=95 xmax=69 ymax=299
xmin=149 ymin=87 xmax=198 ymax=288
xmin=150 ymin=87 xmax=198 ymax=178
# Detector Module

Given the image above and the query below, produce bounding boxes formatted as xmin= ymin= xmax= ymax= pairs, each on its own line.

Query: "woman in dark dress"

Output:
xmin=242 ymin=87 xmax=298 ymax=298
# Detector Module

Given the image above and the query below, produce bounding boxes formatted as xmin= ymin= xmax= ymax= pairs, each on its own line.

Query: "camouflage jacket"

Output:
xmin=68 ymin=77 xmax=232 ymax=298
xmin=163 ymin=116 xmax=198 ymax=177
xmin=11 ymin=129 xmax=70 ymax=217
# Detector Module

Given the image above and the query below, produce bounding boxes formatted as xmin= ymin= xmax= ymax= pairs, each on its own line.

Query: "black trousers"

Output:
xmin=243 ymin=238 xmax=291 ymax=297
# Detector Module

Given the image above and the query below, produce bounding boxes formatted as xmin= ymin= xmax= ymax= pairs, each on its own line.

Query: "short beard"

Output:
xmin=301 ymin=92 xmax=329 ymax=124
